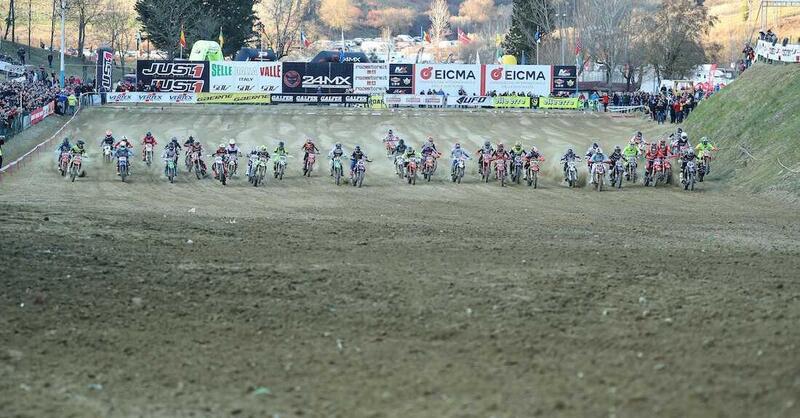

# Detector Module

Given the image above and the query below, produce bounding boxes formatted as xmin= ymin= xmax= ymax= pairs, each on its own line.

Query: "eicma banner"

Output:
xmin=209 ymin=61 xmax=282 ymax=93
xmin=481 ymin=65 xmax=550 ymax=96
xmin=414 ymin=64 xmax=481 ymax=96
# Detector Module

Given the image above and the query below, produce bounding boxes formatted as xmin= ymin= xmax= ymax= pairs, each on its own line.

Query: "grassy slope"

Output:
xmin=684 ymin=63 xmax=800 ymax=197
xmin=0 ymin=40 xmax=128 ymax=81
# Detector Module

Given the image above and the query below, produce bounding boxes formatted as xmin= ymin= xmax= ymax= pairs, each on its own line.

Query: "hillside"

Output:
xmin=684 ymin=63 xmax=800 ymax=199
xmin=0 ymin=40 xmax=128 ymax=81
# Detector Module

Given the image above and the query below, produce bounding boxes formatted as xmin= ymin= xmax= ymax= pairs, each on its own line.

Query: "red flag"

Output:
xmin=575 ymin=37 xmax=582 ymax=55
xmin=300 ymin=31 xmax=311 ymax=48
xmin=179 ymin=26 xmax=187 ymax=48
xmin=458 ymin=28 xmax=472 ymax=45
xmin=424 ymin=31 xmax=431 ymax=43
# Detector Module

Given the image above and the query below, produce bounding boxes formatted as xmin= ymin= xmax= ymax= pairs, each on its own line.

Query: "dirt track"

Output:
xmin=1 ymin=106 xmax=798 ymax=418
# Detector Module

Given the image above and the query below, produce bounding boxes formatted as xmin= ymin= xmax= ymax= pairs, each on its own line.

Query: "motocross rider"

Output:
xmin=560 ymin=148 xmax=580 ymax=181
xmin=394 ymin=139 xmax=407 ymax=156
xmin=492 ymin=143 xmax=511 ymax=176
xmin=607 ymin=145 xmax=627 ymax=182
xmin=644 ymin=143 xmax=660 ymax=177
xmin=328 ymin=143 xmax=346 ymax=176
xmin=589 ymin=147 xmax=607 ymax=184
xmin=402 ymin=146 xmax=418 ymax=169
xmin=509 ymin=142 xmax=526 ymax=171
xmin=450 ymin=143 xmax=471 ymax=173
xmin=56 ymin=137 xmax=72 ymax=164
xmin=476 ymin=141 xmax=494 ymax=174
xmin=141 ymin=131 xmax=157 ymax=161
xmin=115 ymin=142 xmax=133 ymax=175
xmin=273 ymin=141 xmax=288 ymax=171
xmin=350 ymin=145 xmax=369 ymax=176
xmin=301 ymin=138 xmax=320 ymax=166
xmin=695 ymin=137 xmax=716 ymax=175
xmin=524 ymin=146 xmax=543 ymax=178
xmin=162 ymin=142 xmax=178 ymax=174
xmin=100 ymin=130 xmax=114 ymax=150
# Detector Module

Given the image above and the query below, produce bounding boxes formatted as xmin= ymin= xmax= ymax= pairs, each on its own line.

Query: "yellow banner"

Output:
xmin=493 ymin=96 xmax=530 ymax=108
xmin=538 ymin=97 xmax=580 ymax=109
xmin=196 ymin=93 xmax=271 ymax=104
xmin=369 ymin=95 xmax=386 ymax=109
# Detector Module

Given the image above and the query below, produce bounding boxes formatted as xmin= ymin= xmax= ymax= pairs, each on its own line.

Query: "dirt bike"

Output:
xmin=451 ymin=156 xmax=468 ymax=184
xmin=652 ymin=158 xmax=666 ymax=187
xmin=212 ymin=155 xmax=227 ymax=185
xmin=592 ymin=162 xmax=606 ymax=191
xmin=422 ymin=154 xmax=437 ymax=182
xmin=185 ymin=151 xmax=193 ymax=171
xmin=332 ymin=156 xmax=345 ymax=185
xmin=57 ymin=152 xmax=71 ymax=176
xmin=384 ymin=137 xmax=397 ymax=157
xmin=191 ymin=152 xmax=205 ymax=179
xmin=144 ymin=143 xmax=154 ymax=167
xmin=68 ymin=154 xmax=82 ymax=182
xmin=481 ymin=154 xmax=492 ymax=183
xmin=102 ymin=144 xmax=112 ymax=163
xmin=251 ymin=155 xmax=269 ymax=187
xmin=227 ymin=155 xmax=238 ymax=178
xmin=495 ymin=159 xmax=508 ymax=187
xmin=663 ymin=157 xmax=674 ymax=184
xmin=274 ymin=155 xmax=287 ymax=180
xmin=527 ymin=157 xmax=543 ymax=188
xmin=698 ymin=154 xmax=712 ymax=182
xmin=406 ymin=158 xmax=418 ymax=185
xmin=625 ymin=157 xmax=638 ymax=183
xmin=246 ymin=154 xmax=259 ymax=183
xmin=164 ymin=158 xmax=177 ymax=183
xmin=303 ymin=152 xmax=316 ymax=177
xmin=612 ymin=159 xmax=625 ymax=189
xmin=566 ymin=161 xmax=579 ymax=188
xmin=511 ymin=155 xmax=525 ymax=184
xmin=118 ymin=155 xmax=129 ymax=182
xmin=683 ymin=160 xmax=697 ymax=191
xmin=351 ymin=158 xmax=368 ymax=188
xmin=394 ymin=155 xmax=406 ymax=179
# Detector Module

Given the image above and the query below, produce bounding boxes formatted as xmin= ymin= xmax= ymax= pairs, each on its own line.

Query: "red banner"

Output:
xmin=30 ymin=101 xmax=56 ymax=126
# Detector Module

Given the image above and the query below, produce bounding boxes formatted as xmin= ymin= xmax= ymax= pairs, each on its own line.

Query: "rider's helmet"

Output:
xmin=146 ymin=131 xmax=152 ymax=136
xmin=305 ymin=138 xmax=312 ymax=144
xmin=355 ymin=145 xmax=361 ymax=151
xmin=515 ymin=141 xmax=522 ymax=148
xmin=260 ymin=145 xmax=268 ymax=152
xmin=681 ymin=132 xmax=688 ymax=140
xmin=484 ymin=140 xmax=491 ymax=148
xmin=688 ymin=148 xmax=695 ymax=156
xmin=677 ymin=127 xmax=683 ymax=134
xmin=659 ymin=139 xmax=667 ymax=146
xmin=397 ymin=138 xmax=404 ymax=144
xmin=636 ymin=131 xmax=642 ymax=138
xmin=388 ymin=129 xmax=393 ymax=134
xmin=701 ymin=137 xmax=709 ymax=144
xmin=167 ymin=142 xmax=175 ymax=149
xmin=567 ymin=148 xmax=573 ymax=154
xmin=77 ymin=140 xmax=85 ymax=147
xmin=407 ymin=147 xmax=414 ymax=154
xmin=229 ymin=139 xmax=236 ymax=146
xmin=650 ymin=143 xmax=657 ymax=151
xmin=454 ymin=143 xmax=461 ymax=149
xmin=592 ymin=142 xmax=599 ymax=150
xmin=630 ymin=138 xmax=636 ymax=145
xmin=188 ymin=135 xmax=194 ymax=142
xmin=218 ymin=143 xmax=225 ymax=149
xmin=105 ymin=130 xmax=112 ymax=136
xmin=278 ymin=141 xmax=284 ymax=148
xmin=531 ymin=146 xmax=539 ymax=153
xmin=615 ymin=145 xmax=621 ymax=152
xmin=497 ymin=143 xmax=505 ymax=149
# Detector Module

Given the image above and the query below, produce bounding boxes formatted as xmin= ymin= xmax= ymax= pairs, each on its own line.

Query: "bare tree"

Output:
xmin=69 ymin=0 xmax=103 ymax=62
xmin=95 ymin=0 xmax=135 ymax=73
xmin=50 ymin=0 xmax=56 ymax=50
xmin=366 ymin=7 xmax=416 ymax=35
xmin=427 ymin=0 xmax=450 ymax=62
xmin=4 ymin=0 xmax=16 ymax=42
xmin=257 ymin=0 xmax=310 ymax=59
xmin=319 ymin=0 xmax=360 ymax=40
xmin=454 ymin=0 xmax=495 ymax=26
xmin=576 ymin=0 xmax=633 ymax=88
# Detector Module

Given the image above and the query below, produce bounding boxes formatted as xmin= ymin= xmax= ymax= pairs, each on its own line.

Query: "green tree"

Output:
xmin=502 ymin=0 xmax=555 ymax=61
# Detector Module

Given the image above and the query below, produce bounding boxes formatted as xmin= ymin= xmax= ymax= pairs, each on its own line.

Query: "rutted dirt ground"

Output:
xmin=1 ymin=107 xmax=798 ymax=418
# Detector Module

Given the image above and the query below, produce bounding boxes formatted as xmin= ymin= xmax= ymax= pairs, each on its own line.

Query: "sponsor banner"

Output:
xmin=369 ymin=95 xmax=386 ymax=109
xmin=106 ymin=92 xmax=138 ymax=103
xmin=30 ymin=101 xmax=56 ymax=125
xmin=388 ymin=64 xmax=414 ymax=94
xmin=95 ymin=48 xmax=114 ymax=92
xmin=208 ymin=61 xmax=282 ymax=93
xmin=414 ymin=64 xmax=481 ymax=96
xmin=0 ymin=60 xmax=25 ymax=75
xmin=446 ymin=95 xmax=492 ymax=107
xmin=196 ymin=93 xmax=271 ymax=104
xmin=482 ymin=65 xmax=550 ymax=96
xmin=281 ymin=63 xmax=354 ymax=94
xmin=492 ymin=96 xmax=531 ymax=108
xmin=269 ymin=94 xmax=369 ymax=105
xmin=755 ymin=39 xmax=800 ymax=63
xmin=136 ymin=60 xmax=209 ymax=92
xmin=105 ymin=92 xmax=198 ymax=103
xmin=538 ymin=97 xmax=580 ymax=109
xmin=552 ymin=65 xmax=578 ymax=94
xmin=353 ymin=63 xmax=389 ymax=94
xmin=384 ymin=94 xmax=445 ymax=106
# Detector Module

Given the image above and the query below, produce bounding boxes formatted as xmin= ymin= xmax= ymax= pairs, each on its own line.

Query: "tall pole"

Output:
xmin=27 ymin=0 xmax=31 ymax=58
xmin=59 ymin=0 xmax=66 ymax=88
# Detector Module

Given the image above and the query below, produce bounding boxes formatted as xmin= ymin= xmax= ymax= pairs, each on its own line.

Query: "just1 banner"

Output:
xmin=481 ymin=65 xmax=550 ymax=96
xmin=446 ymin=95 xmax=492 ymax=107
xmin=269 ymin=94 xmax=369 ymax=105
xmin=353 ymin=63 xmax=389 ymax=94
xmin=136 ymin=60 xmax=209 ymax=93
xmin=95 ymin=47 xmax=114 ymax=92
xmin=281 ymin=63 xmax=354 ymax=94
xmin=196 ymin=93 xmax=271 ymax=104
xmin=388 ymin=64 xmax=413 ymax=94
xmin=552 ymin=65 xmax=578 ymax=95
xmin=414 ymin=64 xmax=481 ymax=96
xmin=208 ymin=62 xmax=282 ymax=93
xmin=384 ymin=94 xmax=445 ymax=107
xmin=538 ymin=97 xmax=580 ymax=109
xmin=492 ymin=96 xmax=531 ymax=108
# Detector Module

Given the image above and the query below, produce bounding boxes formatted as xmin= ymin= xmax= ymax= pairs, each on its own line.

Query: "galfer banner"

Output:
xmin=482 ymin=65 xmax=550 ymax=96
xmin=269 ymin=94 xmax=369 ymax=105
xmin=196 ymin=93 xmax=271 ymax=104
xmin=538 ymin=97 xmax=580 ymax=109
xmin=414 ymin=64 xmax=481 ymax=96
xmin=281 ymin=63 xmax=354 ymax=94
xmin=388 ymin=64 xmax=414 ymax=94
xmin=95 ymin=47 xmax=114 ymax=92
xmin=446 ymin=95 xmax=492 ymax=107
xmin=353 ymin=63 xmax=389 ymax=94
xmin=136 ymin=60 xmax=209 ymax=92
xmin=552 ymin=65 xmax=578 ymax=95
xmin=492 ymin=96 xmax=531 ymax=108
xmin=384 ymin=94 xmax=445 ymax=107
xmin=105 ymin=92 xmax=198 ymax=104
xmin=209 ymin=61 xmax=282 ymax=93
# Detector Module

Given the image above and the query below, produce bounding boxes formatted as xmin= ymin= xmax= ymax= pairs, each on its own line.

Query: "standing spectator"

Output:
xmin=67 ymin=92 xmax=78 ymax=115
xmin=17 ymin=47 xmax=26 ymax=65
xmin=47 ymin=50 xmax=54 ymax=68
xmin=601 ymin=93 xmax=609 ymax=112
